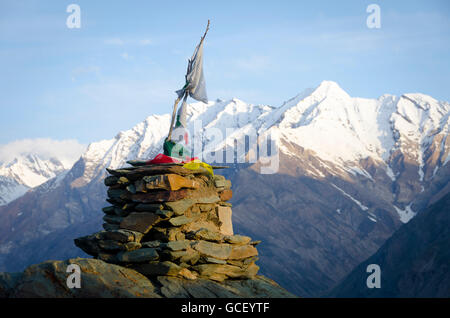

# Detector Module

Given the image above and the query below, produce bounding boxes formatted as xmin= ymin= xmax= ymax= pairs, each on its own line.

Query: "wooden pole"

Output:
xmin=200 ymin=20 xmax=210 ymax=45
xmin=167 ymin=95 xmax=181 ymax=141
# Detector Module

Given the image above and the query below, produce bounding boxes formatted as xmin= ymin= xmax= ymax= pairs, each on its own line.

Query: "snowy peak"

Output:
xmin=0 ymin=154 xmax=66 ymax=188
xmin=309 ymin=80 xmax=351 ymax=101
xmin=264 ymin=81 xmax=353 ymax=131
xmin=272 ymin=86 xmax=386 ymax=164
xmin=0 ymin=154 xmax=69 ymax=206
xmin=272 ymin=83 xmax=449 ymax=167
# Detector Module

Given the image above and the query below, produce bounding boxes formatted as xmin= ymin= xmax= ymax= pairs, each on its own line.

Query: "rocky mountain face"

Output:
xmin=0 ymin=177 xmax=28 ymax=207
xmin=0 ymin=154 xmax=68 ymax=206
xmin=329 ymin=192 xmax=450 ymax=297
xmin=0 ymin=81 xmax=448 ymax=297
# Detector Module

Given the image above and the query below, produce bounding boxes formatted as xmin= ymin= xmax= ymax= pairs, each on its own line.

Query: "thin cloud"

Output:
xmin=104 ymin=38 xmax=125 ymax=45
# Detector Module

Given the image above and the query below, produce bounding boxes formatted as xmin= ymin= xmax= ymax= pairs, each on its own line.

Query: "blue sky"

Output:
xmin=0 ymin=0 xmax=449 ymax=152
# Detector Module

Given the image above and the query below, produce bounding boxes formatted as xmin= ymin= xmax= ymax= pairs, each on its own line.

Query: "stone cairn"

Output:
xmin=74 ymin=163 xmax=260 ymax=282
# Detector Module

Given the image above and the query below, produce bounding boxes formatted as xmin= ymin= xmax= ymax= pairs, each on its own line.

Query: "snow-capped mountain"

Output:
xmin=0 ymin=154 xmax=68 ymax=205
xmin=263 ymin=81 xmax=449 ymax=221
xmin=0 ymin=81 xmax=448 ymax=296
xmin=72 ymin=80 xmax=449 ymax=222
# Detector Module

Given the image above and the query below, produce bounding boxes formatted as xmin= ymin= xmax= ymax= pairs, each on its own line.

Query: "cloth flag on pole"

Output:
xmin=175 ymin=34 xmax=208 ymax=106
xmin=174 ymin=27 xmax=208 ymax=137
xmin=164 ymin=21 xmax=210 ymax=160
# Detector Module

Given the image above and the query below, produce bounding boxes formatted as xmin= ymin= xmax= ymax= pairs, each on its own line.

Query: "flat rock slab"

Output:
xmin=192 ymin=240 xmax=232 ymax=260
xmin=203 ymin=257 xmax=227 ymax=265
xmin=191 ymin=240 xmax=257 ymax=261
xmin=217 ymin=206 xmax=233 ymax=236
xmin=219 ymin=189 xmax=233 ymax=201
xmin=135 ymin=203 xmax=163 ymax=212
xmin=132 ymin=261 xmax=182 ymax=277
xmin=193 ymin=228 xmax=224 ymax=242
xmin=98 ymin=240 xmax=125 ymax=251
xmin=224 ymin=235 xmax=252 ymax=245
xmin=120 ymin=212 xmax=161 ymax=234
xmin=214 ymin=179 xmax=232 ymax=189
xmin=144 ymin=174 xmax=199 ymax=191
xmin=164 ymin=199 xmax=195 ymax=216
xmin=74 ymin=233 xmax=102 ymax=256
xmin=101 ymin=229 xmax=143 ymax=243
xmin=117 ymin=248 xmax=159 ymax=263
xmin=131 ymin=189 xmax=188 ymax=203
xmin=196 ymin=195 xmax=220 ymax=204
xmin=169 ymin=215 xmax=195 ymax=227
xmin=193 ymin=263 xmax=259 ymax=280
xmin=106 ymin=165 xmax=207 ymax=180
xmin=229 ymin=245 xmax=258 ymax=260
xmin=107 ymin=188 xmax=130 ymax=200
xmin=166 ymin=240 xmax=191 ymax=251
xmin=103 ymin=215 xmax=124 ymax=225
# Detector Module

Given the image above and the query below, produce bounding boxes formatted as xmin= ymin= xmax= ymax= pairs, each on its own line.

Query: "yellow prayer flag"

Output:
xmin=183 ymin=159 xmax=214 ymax=176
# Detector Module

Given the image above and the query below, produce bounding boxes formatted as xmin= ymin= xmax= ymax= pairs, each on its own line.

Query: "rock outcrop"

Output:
xmin=0 ymin=258 xmax=295 ymax=298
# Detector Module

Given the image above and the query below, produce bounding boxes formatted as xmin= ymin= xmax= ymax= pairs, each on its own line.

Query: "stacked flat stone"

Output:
xmin=74 ymin=163 xmax=260 ymax=282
